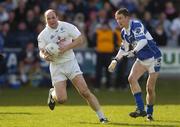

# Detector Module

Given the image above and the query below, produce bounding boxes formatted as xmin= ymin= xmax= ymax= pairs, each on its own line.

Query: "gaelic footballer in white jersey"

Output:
xmin=38 ymin=21 xmax=81 ymax=63
xmin=37 ymin=9 xmax=108 ymax=123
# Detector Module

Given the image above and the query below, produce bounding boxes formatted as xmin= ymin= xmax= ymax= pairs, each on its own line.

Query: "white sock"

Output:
xmin=96 ymin=110 xmax=106 ymax=119
xmin=51 ymin=90 xmax=57 ymax=100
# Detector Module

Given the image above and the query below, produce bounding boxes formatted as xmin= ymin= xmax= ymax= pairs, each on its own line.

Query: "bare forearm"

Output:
xmin=115 ymin=49 xmax=126 ymax=60
xmin=66 ymin=35 xmax=84 ymax=50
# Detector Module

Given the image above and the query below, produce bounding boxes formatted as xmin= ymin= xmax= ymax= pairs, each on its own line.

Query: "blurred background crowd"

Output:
xmin=0 ymin=0 xmax=179 ymax=90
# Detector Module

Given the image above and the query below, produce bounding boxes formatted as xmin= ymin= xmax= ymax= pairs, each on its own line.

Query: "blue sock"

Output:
xmin=146 ymin=104 xmax=153 ymax=116
xmin=134 ymin=92 xmax=144 ymax=111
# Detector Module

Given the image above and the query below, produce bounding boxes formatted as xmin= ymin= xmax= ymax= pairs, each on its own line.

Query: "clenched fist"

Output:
xmin=108 ymin=60 xmax=117 ymax=72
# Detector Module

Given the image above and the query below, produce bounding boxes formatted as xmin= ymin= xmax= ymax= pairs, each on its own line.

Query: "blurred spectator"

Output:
xmin=0 ymin=29 xmax=4 ymax=63
xmin=33 ymin=5 xmax=42 ymax=18
xmin=1 ymin=22 xmax=17 ymax=48
xmin=74 ymin=0 xmax=88 ymax=18
xmin=14 ymin=0 xmax=27 ymax=22
xmin=1 ymin=0 xmax=17 ymax=12
xmin=110 ymin=0 xmax=138 ymax=13
xmin=103 ymin=1 xmax=114 ymax=19
xmin=7 ymin=10 xmax=17 ymax=31
xmin=117 ymin=0 xmax=138 ymax=13
xmin=65 ymin=2 xmax=75 ymax=22
xmin=170 ymin=12 xmax=180 ymax=46
xmin=93 ymin=22 xmax=117 ymax=90
xmin=26 ymin=0 xmax=50 ymax=12
xmin=145 ymin=0 xmax=164 ymax=16
xmin=97 ymin=9 xmax=108 ymax=24
xmin=18 ymin=42 xmax=39 ymax=86
xmin=25 ymin=9 xmax=39 ymax=32
xmin=157 ymin=12 xmax=172 ymax=41
xmin=48 ymin=1 xmax=58 ymax=10
xmin=57 ymin=0 xmax=68 ymax=15
xmin=0 ymin=32 xmax=4 ymax=53
xmin=136 ymin=1 xmax=146 ymax=19
xmin=16 ymin=21 xmax=34 ymax=48
xmin=86 ymin=11 xmax=98 ymax=47
xmin=28 ymin=61 xmax=51 ymax=87
xmin=0 ymin=4 xmax=9 ymax=23
xmin=152 ymin=23 xmax=167 ymax=46
xmin=73 ymin=13 xmax=87 ymax=48
xmin=142 ymin=11 xmax=155 ymax=34
xmin=164 ymin=1 xmax=177 ymax=21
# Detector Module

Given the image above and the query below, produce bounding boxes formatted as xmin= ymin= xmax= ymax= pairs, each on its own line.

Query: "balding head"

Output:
xmin=44 ymin=9 xmax=57 ymax=18
xmin=44 ymin=9 xmax=59 ymax=29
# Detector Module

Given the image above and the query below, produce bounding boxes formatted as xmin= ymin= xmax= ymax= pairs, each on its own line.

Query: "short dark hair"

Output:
xmin=116 ymin=8 xmax=130 ymax=17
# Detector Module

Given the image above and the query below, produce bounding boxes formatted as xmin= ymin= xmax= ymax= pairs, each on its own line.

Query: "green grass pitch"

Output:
xmin=0 ymin=79 xmax=180 ymax=127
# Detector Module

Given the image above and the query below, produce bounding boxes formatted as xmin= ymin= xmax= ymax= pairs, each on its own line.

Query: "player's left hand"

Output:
xmin=59 ymin=45 xmax=67 ymax=54
xmin=57 ymin=39 xmax=68 ymax=54
xmin=108 ymin=60 xmax=117 ymax=72
xmin=123 ymin=50 xmax=136 ymax=58
xmin=43 ymin=49 xmax=54 ymax=61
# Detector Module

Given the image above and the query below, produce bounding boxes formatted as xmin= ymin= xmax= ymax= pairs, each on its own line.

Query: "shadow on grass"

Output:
xmin=156 ymin=120 xmax=180 ymax=124
xmin=79 ymin=121 xmax=177 ymax=127
xmin=0 ymin=112 xmax=41 ymax=115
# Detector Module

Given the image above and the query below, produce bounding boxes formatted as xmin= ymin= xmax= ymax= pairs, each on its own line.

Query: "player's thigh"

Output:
xmin=66 ymin=59 xmax=83 ymax=81
xmin=50 ymin=63 xmax=68 ymax=84
xmin=54 ymin=81 xmax=67 ymax=99
xmin=129 ymin=60 xmax=147 ymax=80
xmin=71 ymin=74 xmax=89 ymax=94
xmin=146 ymin=57 xmax=161 ymax=88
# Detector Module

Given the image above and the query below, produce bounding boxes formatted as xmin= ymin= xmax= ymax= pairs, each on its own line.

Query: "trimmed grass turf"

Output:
xmin=0 ymin=106 xmax=180 ymax=127
xmin=0 ymin=79 xmax=180 ymax=127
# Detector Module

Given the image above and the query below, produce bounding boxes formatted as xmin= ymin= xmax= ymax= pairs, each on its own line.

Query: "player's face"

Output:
xmin=45 ymin=11 xmax=58 ymax=29
xmin=115 ymin=13 xmax=129 ymax=28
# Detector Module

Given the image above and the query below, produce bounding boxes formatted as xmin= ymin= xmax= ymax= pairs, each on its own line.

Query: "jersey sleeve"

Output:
xmin=65 ymin=23 xmax=81 ymax=39
xmin=37 ymin=34 xmax=47 ymax=49
xmin=132 ymin=22 xmax=146 ymax=41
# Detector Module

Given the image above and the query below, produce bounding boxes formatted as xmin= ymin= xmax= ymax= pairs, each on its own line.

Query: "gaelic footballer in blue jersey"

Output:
xmin=108 ymin=8 xmax=162 ymax=121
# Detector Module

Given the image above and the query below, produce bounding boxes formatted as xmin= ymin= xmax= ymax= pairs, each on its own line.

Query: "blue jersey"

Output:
xmin=121 ymin=20 xmax=161 ymax=60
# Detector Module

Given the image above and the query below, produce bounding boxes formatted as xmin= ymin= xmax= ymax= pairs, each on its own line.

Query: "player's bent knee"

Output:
xmin=128 ymin=75 xmax=136 ymax=85
xmin=56 ymin=96 xmax=67 ymax=104
xmin=80 ymin=89 xmax=91 ymax=99
xmin=146 ymin=86 xmax=154 ymax=95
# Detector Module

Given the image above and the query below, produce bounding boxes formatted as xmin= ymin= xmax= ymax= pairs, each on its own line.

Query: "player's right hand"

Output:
xmin=108 ymin=60 xmax=117 ymax=72
xmin=42 ymin=49 xmax=54 ymax=62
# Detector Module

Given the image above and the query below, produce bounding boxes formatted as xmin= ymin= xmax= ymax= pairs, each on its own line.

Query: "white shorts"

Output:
xmin=137 ymin=57 xmax=161 ymax=73
xmin=49 ymin=58 xmax=83 ymax=85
